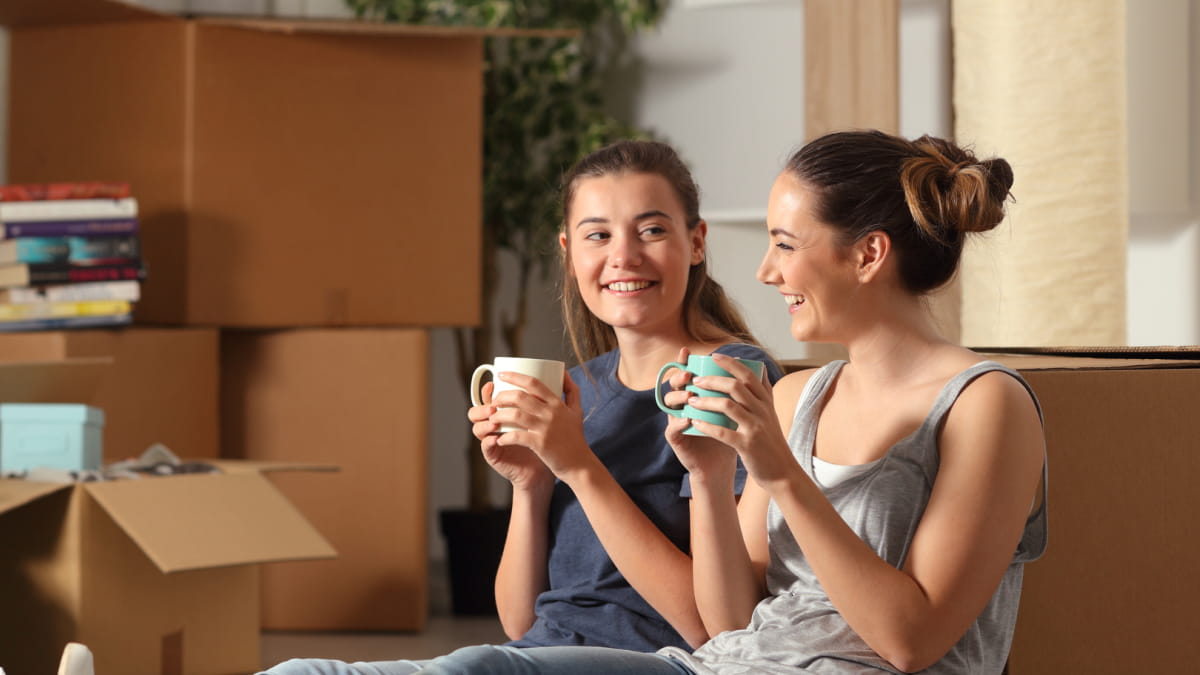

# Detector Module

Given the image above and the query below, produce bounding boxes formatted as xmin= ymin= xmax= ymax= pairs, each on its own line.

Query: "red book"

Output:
xmin=0 ymin=181 xmax=131 ymax=202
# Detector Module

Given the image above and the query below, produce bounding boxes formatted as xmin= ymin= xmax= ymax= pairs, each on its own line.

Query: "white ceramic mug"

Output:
xmin=470 ymin=357 xmax=565 ymax=432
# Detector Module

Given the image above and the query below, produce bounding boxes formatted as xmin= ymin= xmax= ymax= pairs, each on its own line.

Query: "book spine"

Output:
xmin=0 ymin=299 xmax=132 ymax=322
xmin=26 ymin=262 xmax=147 ymax=286
xmin=0 ymin=197 xmax=138 ymax=223
xmin=2 ymin=280 xmax=142 ymax=304
xmin=0 ymin=312 xmax=133 ymax=333
xmin=68 ymin=235 xmax=140 ymax=265
xmin=0 ymin=181 xmax=131 ymax=201
xmin=3 ymin=237 xmax=70 ymax=264
xmin=2 ymin=218 xmax=139 ymax=239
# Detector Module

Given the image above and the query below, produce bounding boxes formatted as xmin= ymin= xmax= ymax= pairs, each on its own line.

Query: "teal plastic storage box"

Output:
xmin=0 ymin=403 xmax=104 ymax=472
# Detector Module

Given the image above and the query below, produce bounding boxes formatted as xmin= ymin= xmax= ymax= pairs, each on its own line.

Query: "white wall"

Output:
xmin=623 ymin=0 xmax=953 ymax=360
xmin=1126 ymin=0 xmax=1200 ymax=346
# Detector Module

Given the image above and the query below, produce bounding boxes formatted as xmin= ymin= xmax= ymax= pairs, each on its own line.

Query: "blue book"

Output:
xmin=0 ymin=237 xmax=70 ymax=265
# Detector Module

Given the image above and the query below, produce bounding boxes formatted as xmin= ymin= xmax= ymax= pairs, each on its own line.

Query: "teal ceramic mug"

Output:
xmin=654 ymin=354 xmax=764 ymax=436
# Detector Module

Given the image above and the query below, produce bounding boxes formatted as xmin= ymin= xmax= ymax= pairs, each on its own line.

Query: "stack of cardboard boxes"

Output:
xmin=0 ymin=0 xmax=488 ymax=672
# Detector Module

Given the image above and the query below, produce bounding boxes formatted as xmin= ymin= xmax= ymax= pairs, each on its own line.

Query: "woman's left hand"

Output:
xmin=488 ymin=371 xmax=597 ymax=484
xmin=685 ymin=353 xmax=796 ymax=486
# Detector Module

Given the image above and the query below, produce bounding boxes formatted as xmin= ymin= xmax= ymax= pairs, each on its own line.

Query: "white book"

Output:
xmin=0 ymin=197 xmax=138 ymax=222
xmin=0 ymin=280 xmax=142 ymax=304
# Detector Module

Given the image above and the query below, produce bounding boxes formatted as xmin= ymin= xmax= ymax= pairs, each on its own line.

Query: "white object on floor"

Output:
xmin=57 ymin=643 xmax=94 ymax=675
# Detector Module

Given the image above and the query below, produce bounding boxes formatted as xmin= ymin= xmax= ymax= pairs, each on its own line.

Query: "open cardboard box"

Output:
xmin=0 ymin=360 xmax=337 ymax=675
xmin=784 ymin=346 xmax=1200 ymax=674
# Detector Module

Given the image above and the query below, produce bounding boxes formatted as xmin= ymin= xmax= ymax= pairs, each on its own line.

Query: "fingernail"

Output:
xmin=688 ymin=397 xmax=700 ymax=405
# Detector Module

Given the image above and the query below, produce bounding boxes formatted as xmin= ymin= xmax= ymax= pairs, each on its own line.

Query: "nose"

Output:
xmin=609 ymin=233 xmax=642 ymax=268
xmin=756 ymin=246 xmax=779 ymax=285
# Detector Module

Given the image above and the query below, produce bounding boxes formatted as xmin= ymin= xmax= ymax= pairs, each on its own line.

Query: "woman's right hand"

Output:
xmin=468 ymin=381 xmax=554 ymax=492
xmin=661 ymin=347 xmax=739 ymax=481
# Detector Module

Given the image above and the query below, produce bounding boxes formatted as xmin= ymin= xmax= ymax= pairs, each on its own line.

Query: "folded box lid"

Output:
xmin=0 ymin=479 xmax=72 ymax=518
xmin=0 ymin=403 xmax=105 ymax=425
xmin=82 ymin=470 xmax=336 ymax=573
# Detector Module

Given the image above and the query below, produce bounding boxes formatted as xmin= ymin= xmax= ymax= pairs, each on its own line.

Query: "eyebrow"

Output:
xmin=769 ymin=227 xmax=798 ymax=239
xmin=575 ymin=210 xmax=674 ymax=229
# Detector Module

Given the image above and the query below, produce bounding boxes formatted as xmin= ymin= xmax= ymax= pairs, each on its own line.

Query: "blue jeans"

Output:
xmin=261 ymin=645 xmax=694 ymax=675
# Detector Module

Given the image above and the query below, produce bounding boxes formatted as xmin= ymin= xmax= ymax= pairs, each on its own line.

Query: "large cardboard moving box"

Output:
xmin=221 ymin=328 xmax=429 ymax=630
xmin=0 ymin=328 xmax=219 ymax=461
xmin=0 ymin=462 xmax=336 ymax=675
xmin=1 ymin=0 xmax=483 ymax=327
xmin=782 ymin=350 xmax=1200 ymax=673
xmin=982 ymin=351 xmax=1200 ymax=674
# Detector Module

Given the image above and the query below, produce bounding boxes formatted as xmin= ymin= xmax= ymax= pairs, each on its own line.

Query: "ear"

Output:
xmin=690 ymin=220 xmax=708 ymax=266
xmin=558 ymin=231 xmax=568 ymax=251
xmin=853 ymin=230 xmax=891 ymax=283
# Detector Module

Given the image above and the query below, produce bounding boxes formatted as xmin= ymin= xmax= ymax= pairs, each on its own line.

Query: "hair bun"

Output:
xmin=901 ymin=137 xmax=1013 ymax=242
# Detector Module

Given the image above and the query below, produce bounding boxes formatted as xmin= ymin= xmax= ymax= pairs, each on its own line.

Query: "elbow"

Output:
xmin=875 ymin=638 xmax=949 ymax=674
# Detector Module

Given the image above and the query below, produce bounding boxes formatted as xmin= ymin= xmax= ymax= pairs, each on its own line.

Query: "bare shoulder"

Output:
xmin=771 ymin=367 xmax=821 ymax=425
xmin=941 ymin=365 xmax=1043 ymax=462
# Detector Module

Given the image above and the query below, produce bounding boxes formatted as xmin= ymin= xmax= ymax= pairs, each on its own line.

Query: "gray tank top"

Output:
xmin=660 ymin=360 xmax=1049 ymax=674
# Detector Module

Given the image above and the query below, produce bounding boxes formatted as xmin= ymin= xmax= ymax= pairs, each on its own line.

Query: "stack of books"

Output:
xmin=0 ymin=181 xmax=146 ymax=331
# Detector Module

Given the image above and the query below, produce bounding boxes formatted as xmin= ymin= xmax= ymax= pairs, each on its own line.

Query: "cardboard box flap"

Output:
xmin=205 ymin=459 xmax=339 ymax=475
xmin=0 ymin=358 xmax=113 ymax=403
xmin=0 ymin=480 xmax=71 ymax=517
xmin=980 ymin=353 xmax=1200 ymax=371
xmin=82 ymin=472 xmax=336 ymax=573
xmin=195 ymin=15 xmax=578 ymax=39
xmin=976 ymin=345 xmax=1200 ymax=359
xmin=0 ymin=0 xmax=170 ymax=28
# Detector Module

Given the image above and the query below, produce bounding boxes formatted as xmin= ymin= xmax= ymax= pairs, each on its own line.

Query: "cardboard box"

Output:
xmin=0 ymin=461 xmax=337 ymax=675
xmin=783 ymin=347 xmax=1200 ymax=674
xmin=221 ymin=328 xmax=429 ymax=630
xmin=1 ymin=0 xmax=484 ymax=327
xmin=0 ymin=328 xmax=219 ymax=461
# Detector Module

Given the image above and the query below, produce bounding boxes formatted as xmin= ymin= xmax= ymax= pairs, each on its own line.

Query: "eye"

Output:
xmin=774 ymin=241 xmax=794 ymax=252
xmin=583 ymin=230 xmax=610 ymax=242
xmin=640 ymin=224 xmax=668 ymax=238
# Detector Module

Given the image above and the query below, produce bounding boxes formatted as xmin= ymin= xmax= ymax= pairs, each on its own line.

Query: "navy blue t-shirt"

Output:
xmin=508 ymin=342 xmax=784 ymax=653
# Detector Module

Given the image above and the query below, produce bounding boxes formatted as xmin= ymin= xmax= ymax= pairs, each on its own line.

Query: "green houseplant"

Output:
xmin=345 ymin=0 xmax=665 ymax=614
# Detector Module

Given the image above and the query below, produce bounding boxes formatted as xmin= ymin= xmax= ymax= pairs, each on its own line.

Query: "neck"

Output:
xmin=613 ymin=324 xmax=730 ymax=390
xmin=839 ymin=293 xmax=953 ymax=384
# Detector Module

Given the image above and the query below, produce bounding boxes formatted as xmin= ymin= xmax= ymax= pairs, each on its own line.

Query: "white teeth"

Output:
xmin=784 ymin=294 xmax=805 ymax=305
xmin=608 ymin=280 xmax=651 ymax=292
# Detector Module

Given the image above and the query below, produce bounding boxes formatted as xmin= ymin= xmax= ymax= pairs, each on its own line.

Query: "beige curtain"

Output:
xmin=953 ymin=0 xmax=1128 ymax=347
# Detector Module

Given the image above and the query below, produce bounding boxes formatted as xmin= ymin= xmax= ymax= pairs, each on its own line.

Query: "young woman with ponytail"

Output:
xmin=393 ymin=130 xmax=1046 ymax=675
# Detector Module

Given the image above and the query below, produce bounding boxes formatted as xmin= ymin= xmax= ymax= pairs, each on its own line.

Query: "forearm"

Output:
xmin=566 ymin=462 xmax=710 ymax=648
xmin=494 ymin=481 xmax=554 ymax=640
xmin=688 ymin=467 xmax=763 ymax=636
xmin=765 ymin=472 xmax=941 ymax=671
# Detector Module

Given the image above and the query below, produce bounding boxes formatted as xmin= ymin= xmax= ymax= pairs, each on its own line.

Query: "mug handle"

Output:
xmin=469 ymin=364 xmax=496 ymax=406
xmin=654 ymin=361 xmax=689 ymax=415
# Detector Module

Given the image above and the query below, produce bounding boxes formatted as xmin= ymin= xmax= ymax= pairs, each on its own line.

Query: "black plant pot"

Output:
xmin=439 ymin=507 xmax=511 ymax=616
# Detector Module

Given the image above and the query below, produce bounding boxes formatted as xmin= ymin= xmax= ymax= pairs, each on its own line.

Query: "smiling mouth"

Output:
xmin=606 ymin=280 xmax=655 ymax=292
xmin=784 ymin=294 xmax=805 ymax=306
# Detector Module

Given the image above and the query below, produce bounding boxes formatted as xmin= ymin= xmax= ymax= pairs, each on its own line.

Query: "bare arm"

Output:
xmin=753 ymin=372 xmax=1044 ymax=672
xmin=468 ymin=382 xmax=555 ymax=639
xmin=491 ymin=371 xmax=709 ymax=648
xmin=492 ymin=472 xmax=553 ymax=639
xmin=669 ymin=369 xmax=813 ymax=635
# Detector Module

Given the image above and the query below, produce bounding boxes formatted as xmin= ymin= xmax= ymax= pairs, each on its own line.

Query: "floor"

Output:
xmin=260 ymin=616 xmax=510 ymax=668
xmin=259 ymin=563 xmax=509 ymax=669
